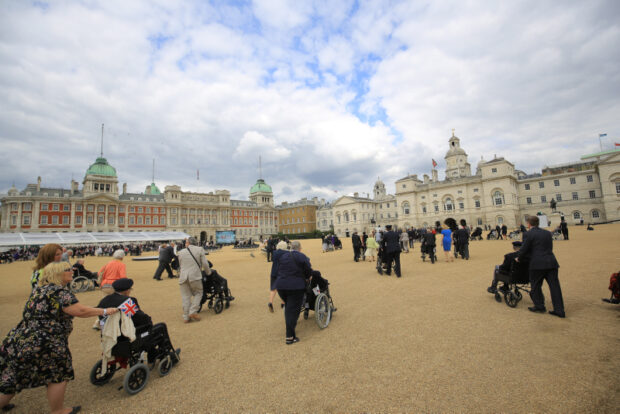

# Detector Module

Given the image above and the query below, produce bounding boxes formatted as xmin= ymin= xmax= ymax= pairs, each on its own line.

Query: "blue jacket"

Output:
xmin=273 ymin=250 xmax=312 ymax=290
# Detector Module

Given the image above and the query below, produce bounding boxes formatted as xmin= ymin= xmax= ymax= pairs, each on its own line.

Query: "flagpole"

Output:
xmin=599 ymin=134 xmax=603 ymax=152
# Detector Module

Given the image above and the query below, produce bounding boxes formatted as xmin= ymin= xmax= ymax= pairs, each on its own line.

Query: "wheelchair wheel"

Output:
xmin=70 ymin=276 xmax=90 ymax=293
xmin=123 ymin=363 xmax=149 ymax=395
xmin=90 ymin=359 xmax=116 ymax=386
xmin=213 ymin=299 xmax=223 ymax=314
xmin=504 ymin=291 xmax=518 ymax=308
xmin=494 ymin=292 xmax=502 ymax=303
xmin=158 ymin=355 xmax=172 ymax=377
xmin=514 ymin=289 xmax=523 ymax=301
xmin=315 ymin=293 xmax=331 ymax=329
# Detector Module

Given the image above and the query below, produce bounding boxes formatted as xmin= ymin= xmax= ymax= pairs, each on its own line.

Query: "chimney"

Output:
xmin=432 ymin=169 xmax=438 ymax=182
xmin=123 ymin=183 xmax=127 ymax=194
xmin=36 ymin=176 xmax=41 ymax=192
xmin=71 ymin=180 xmax=78 ymax=194
xmin=423 ymin=174 xmax=429 ymax=184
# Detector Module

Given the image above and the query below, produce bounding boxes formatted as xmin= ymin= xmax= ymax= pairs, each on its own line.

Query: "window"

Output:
xmin=146 ymin=207 xmax=151 ymax=213
xmin=118 ymin=216 xmax=124 ymax=225
xmin=616 ymin=183 xmax=620 ymax=194
xmin=160 ymin=208 xmax=165 ymax=213
xmin=108 ymin=215 xmax=114 ymax=225
xmin=587 ymin=175 xmax=593 ymax=183
xmin=98 ymin=215 xmax=104 ymax=224
xmin=41 ymin=204 xmax=48 ymax=211
xmin=434 ymin=205 xmax=439 ymax=212
xmin=541 ymin=195 xmax=547 ymax=203
xmin=119 ymin=206 xmax=125 ymax=213
xmin=524 ymin=184 xmax=530 ymax=190
xmin=539 ymin=182 xmax=544 ymax=189
xmin=422 ymin=206 xmax=427 ymax=214
xmin=138 ymin=207 xmax=143 ymax=213
xmin=526 ymin=197 xmax=532 ymax=204
xmin=145 ymin=217 xmax=151 ymax=225
xmin=153 ymin=207 xmax=158 ymax=213
xmin=459 ymin=202 xmax=464 ymax=210
xmin=87 ymin=216 xmax=93 ymax=225
xmin=161 ymin=217 xmax=166 ymax=225
xmin=403 ymin=203 xmax=410 ymax=215
xmin=63 ymin=204 xmax=70 ymax=211
xmin=109 ymin=206 xmax=115 ymax=213
xmin=23 ymin=215 xmax=30 ymax=225
xmin=573 ymin=211 xmax=581 ymax=220
xmin=572 ymin=192 xmax=578 ymax=200
xmin=98 ymin=205 xmax=105 ymax=212
xmin=493 ymin=191 xmax=504 ymax=206
xmin=491 ymin=168 xmax=497 ymax=173
xmin=138 ymin=217 xmax=143 ymax=225
xmin=171 ymin=217 xmax=176 ymax=225
xmin=386 ymin=203 xmax=390 ymax=208
xmin=52 ymin=204 xmax=59 ymax=211
xmin=75 ymin=216 xmax=82 ymax=224
xmin=473 ymin=188 xmax=479 ymax=192
xmin=570 ymin=177 xmax=576 ymax=184
xmin=52 ymin=216 xmax=59 ymax=225
xmin=589 ymin=190 xmax=595 ymax=199
xmin=23 ymin=203 xmax=32 ymax=211
xmin=87 ymin=205 xmax=95 ymax=212
xmin=94 ymin=183 xmax=99 ymax=191
xmin=592 ymin=210 xmax=600 ymax=218
xmin=130 ymin=207 xmax=135 ymax=213
xmin=153 ymin=217 xmax=158 ymax=225
xmin=475 ymin=200 xmax=481 ymax=208
xmin=76 ymin=205 xmax=82 ymax=211
xmin=556 ymin=194 xmax=562 ymax=202
xmin=62 ymin=216 xmax=69 ymax=224
xmin=477 ymin=218 xmax=483 ymax=225
xmin=444 ymin=198 xmax=453 ymax=211
xmin=41 ymin=216 xmax=48 ymax=224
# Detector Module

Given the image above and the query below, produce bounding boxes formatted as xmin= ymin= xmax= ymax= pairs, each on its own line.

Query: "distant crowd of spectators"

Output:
xmin=0 ymin=242 xmax=161 ymax=264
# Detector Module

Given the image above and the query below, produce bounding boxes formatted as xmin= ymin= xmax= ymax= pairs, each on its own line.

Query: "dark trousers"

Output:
xmin=529 ymin=268 xmax=564 ymax=312
xmin=353 ymin=246 xmax=361 ymax=261
xmin=490 ymin=266 xmax=506 ymax=289
xmin=267 ymin=249 xmax=273 ymax=262
xmin=561 ymin=229 xmax=569 ymax=240
xmin=277 ymin=289 xmax=305 ymax=338
xmin=153 ymin=261 xmax=173 ymax=279
xmin=384 ymin=250 xmax=401 ymax=277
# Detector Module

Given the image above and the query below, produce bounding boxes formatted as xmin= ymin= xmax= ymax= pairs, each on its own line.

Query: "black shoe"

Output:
xmin=2 ymin=404 xmax=15 ymax=412
xmin=487 ymin=287 xmax=497 ymax=294
xmin=548 ymin=310 xmax=565 ymax=318
xmin=285 ymin=337 xmax=300 ymax=345
xmin=528 ymin=306 xmax=546 ymax=313
xmin=268 ymin=303 xmax=274 ymax=313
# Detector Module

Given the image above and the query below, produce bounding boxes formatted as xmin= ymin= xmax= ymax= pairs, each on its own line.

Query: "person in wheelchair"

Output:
xmin=97 ymin=278 xmax=179 ymax=365
xmin=303 ymin=270 xmax=336 ymax=318
xmin=73 ymin=259 xmax=99 ymax=286
xmin=487 ymin=241 xmax=528 ymax=294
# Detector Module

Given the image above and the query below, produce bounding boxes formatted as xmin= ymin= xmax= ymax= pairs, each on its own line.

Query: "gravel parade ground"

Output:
xmin=0 ymin=224 xmax=618 ymax=413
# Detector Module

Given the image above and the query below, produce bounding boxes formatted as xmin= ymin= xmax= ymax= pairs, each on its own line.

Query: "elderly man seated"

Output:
xmin=97 ymin=278 xmax=179 ymax=363
xmin=72 ymin=259 xmax=98 ymax=285
xmin=487 ymin=241 xmax=528 ymax=294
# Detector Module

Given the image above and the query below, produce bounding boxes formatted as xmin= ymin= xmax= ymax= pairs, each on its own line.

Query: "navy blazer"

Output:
xmin=517 ymin=227 xmax=559 ymax=270
xmin=382 ymin=230 xmax=401 ymax=253
xmin=273 ymin=250 xmax=312 ymax=290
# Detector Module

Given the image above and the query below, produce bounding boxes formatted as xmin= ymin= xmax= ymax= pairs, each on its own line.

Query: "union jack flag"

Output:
xmin=118 ymin=298 xmax=139 ymax=317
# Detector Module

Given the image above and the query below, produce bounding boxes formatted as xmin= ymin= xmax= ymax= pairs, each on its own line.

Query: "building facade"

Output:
xmin=276 ymin=197 xmax=321 ymax=234
xmin=0 ymin=156 xmax=279 ymax=243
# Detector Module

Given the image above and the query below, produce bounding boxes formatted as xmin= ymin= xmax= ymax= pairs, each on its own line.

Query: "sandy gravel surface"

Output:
xmin=0 ymin=224 xmax=618 ymax=413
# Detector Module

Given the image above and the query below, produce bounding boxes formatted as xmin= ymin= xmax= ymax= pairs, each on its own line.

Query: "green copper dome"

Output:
xmin=250 ymin=178 xmax=272 ymax=194
xmin=149 ymin=182 xmax=161 ymax=195
xmin=86 ymin=157 xmax=117 ymax=177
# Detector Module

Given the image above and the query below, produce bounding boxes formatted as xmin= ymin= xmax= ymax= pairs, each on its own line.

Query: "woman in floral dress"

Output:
xmin=0 ymin=262 xmax=119 ymax=414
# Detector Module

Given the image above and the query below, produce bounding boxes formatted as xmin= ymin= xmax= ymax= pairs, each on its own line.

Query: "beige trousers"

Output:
xmin=180 ymin=279 xmax=203 ymax=320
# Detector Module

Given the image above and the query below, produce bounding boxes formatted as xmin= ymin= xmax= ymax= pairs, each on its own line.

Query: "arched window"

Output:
xmin=573 ymin=211 xmax=581 ymax=220
xmin=591 ymin=210 xmax=600 ymax=219
xmin=344 ymin=212 xmax=349 ymax=222
xmin=444 ymin=197 xmax=453 ymax=211
xmin=493 ymin=191 xmax=504 ymax=206
xmin=497 ymin=216 xmax=504 ymax=224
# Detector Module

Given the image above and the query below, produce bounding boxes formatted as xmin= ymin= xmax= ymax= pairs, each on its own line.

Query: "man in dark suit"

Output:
xmin=559 ymin=216 xmax=569 ymax=240
xmin=495 ymin=225 xmax=503 ymax=240
xmin=381 ymin=225 xmax=401 ymax=277
xmin=517 ymin=215 xmax=565 ymax=317
xmin=351 ymin=232 xmax=362 ymax=262
xmin=153 ymin=242 xmax=175 ymax=280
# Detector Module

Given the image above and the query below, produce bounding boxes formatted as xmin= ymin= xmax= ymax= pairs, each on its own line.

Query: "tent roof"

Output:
xmin=0 ymin=231 xmax=190 ymax=247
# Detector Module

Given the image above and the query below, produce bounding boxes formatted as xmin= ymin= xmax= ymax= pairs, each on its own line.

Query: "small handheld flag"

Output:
xmin=432 ymin=159 xmax=438 ymax=168
xmin=118 ymin=298 xmax=138 ymax=317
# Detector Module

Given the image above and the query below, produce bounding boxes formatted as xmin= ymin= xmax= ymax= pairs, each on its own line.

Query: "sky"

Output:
xmin=1 ymin=0 xmax=619 ymax=203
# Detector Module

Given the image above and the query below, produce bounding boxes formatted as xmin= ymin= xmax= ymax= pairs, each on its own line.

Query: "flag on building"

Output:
xmin=432 ymin=159 xmax=437 ymax=168
xmin=615 ymin=142 xmax=620 ymax=147
xmin=118 ymin=298 xmax=138 ymax=317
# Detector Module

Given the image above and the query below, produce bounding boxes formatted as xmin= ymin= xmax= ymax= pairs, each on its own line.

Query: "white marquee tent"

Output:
xmin=0 ymin=231 xmax=191 ymax=247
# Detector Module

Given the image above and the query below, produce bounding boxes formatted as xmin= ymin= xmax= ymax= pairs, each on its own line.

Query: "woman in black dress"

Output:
xmin=0 ymin=262 xmax=118 ymax=414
